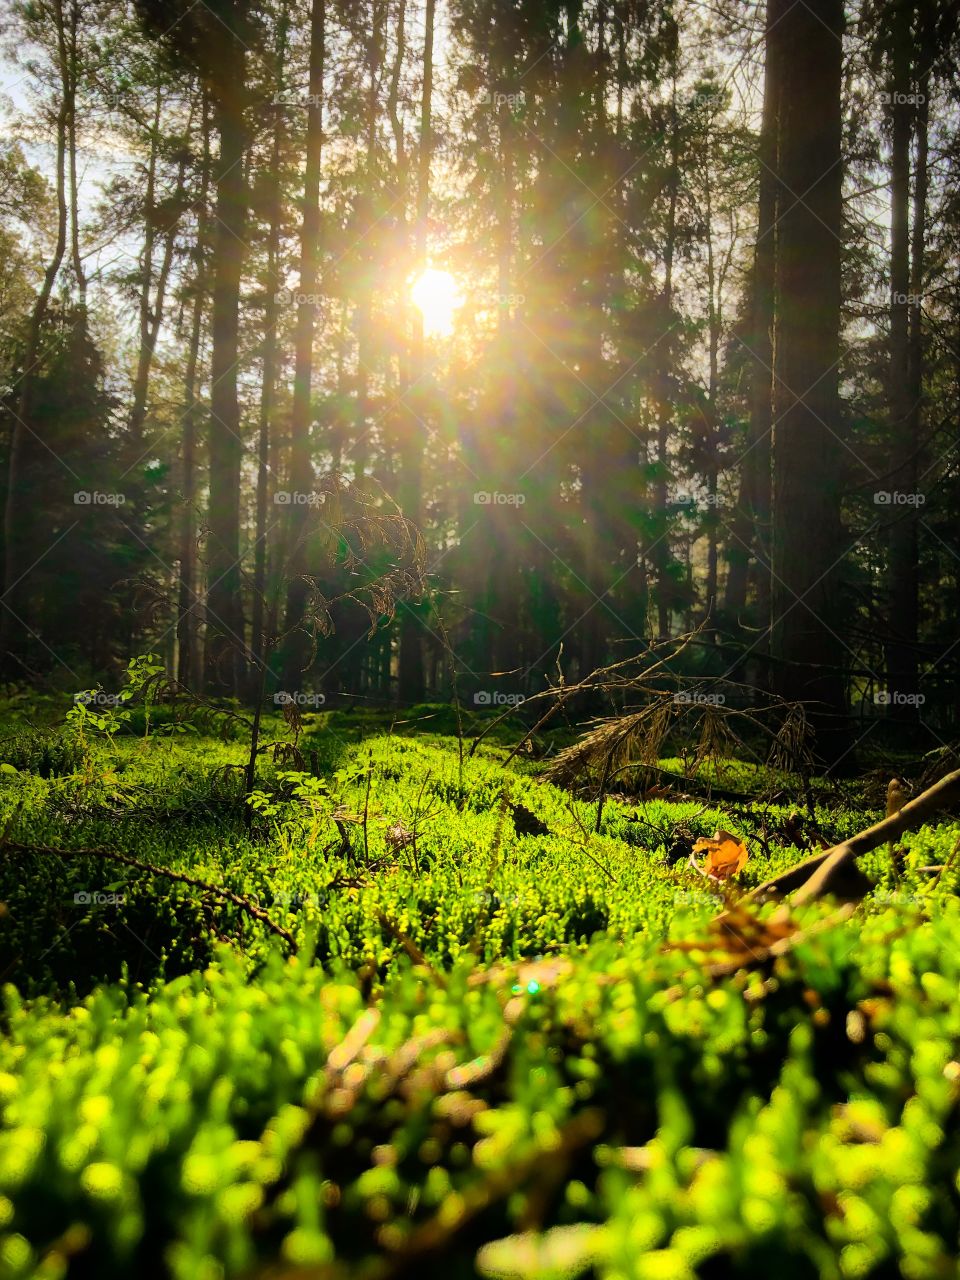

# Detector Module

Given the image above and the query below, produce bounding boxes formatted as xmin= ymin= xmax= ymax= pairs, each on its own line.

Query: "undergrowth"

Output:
xmin=0 ymin=698 xmax=957 ymax=1277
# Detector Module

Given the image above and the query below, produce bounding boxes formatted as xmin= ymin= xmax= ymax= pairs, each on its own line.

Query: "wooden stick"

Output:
xmin=2 ymin=838 xmax=296 ymax=949
xmin=738 ymin=765 xmax=960 ymax=908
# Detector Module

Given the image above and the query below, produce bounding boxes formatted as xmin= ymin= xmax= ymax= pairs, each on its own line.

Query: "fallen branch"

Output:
xmin=704 ymin=903 xmax=856 ymax=977
xmin=736 ymin=765 xmax=960 ymax=909
xmin=1 ymin=838 xmax=296 ymax=950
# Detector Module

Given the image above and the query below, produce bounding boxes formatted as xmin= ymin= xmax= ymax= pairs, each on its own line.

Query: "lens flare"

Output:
xmin=411 ymin=268 xmax=461 ymax=337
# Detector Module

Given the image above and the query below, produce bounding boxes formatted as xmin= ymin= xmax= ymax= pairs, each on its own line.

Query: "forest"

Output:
xmin=0 ymin=0 xmax=959 ymax=1276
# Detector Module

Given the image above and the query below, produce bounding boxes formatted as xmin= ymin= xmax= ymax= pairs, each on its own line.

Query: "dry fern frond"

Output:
xmin=542 ymin=703 xmax=670 ymax=788
xmin=691 ymin=705 xmax=738 ymax=778
xmin=769 ymin=704 xmax=814 ymax=774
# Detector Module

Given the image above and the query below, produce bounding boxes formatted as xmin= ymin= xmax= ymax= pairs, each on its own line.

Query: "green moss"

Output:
xmin=0 ymin=701 xmax=958 ymax=1276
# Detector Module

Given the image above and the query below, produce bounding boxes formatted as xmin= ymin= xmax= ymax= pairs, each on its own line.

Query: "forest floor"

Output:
xmin=0 ymin=695 xmax=958 ymax=1278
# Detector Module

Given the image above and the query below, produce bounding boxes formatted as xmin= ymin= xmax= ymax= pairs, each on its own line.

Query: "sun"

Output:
xmin=411 ymin=268 xmax=461 ymax=338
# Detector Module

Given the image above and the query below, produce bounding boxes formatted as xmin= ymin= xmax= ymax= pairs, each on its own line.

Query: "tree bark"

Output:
xmin=0 ymin=0 xmax=71 ymax=674
xmin=177 ymin=96 xmax=212 ymax=691
xmin=724 ymin=0 xmax=781 ymax=624
xmin=769 ymin=0 xmax=847 ymax=758
xmin=251 ymin=7 xmax=290 ymax=696
xmin=281 ymin=0 xmax=325 ymax=689
xmin=203 ymin=56 xmax=249 ymax=696
xmin=397 ymin=0 xmax=435 ymax=703
xmin=883 ymin=0 xmax=918 ymax=718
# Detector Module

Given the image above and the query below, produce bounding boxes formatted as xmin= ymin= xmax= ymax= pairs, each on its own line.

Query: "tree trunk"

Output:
xmin=725 ymin=0 xmax=781 ymax=623
xmin=0 ymin=0 xmax=71 ymax=674
xmin=770 ymin=0 xmax=847 ymax=758
xmin=203 ymin=66 xmax=249 ymax=696
xmin=397 ymin=0 xmax=434 ymax=703
xmin=906 ymin=65 xmax=928 ymax=671
xmin=177 ymin=96 xmax=212 ymax=691
xmin=653 ymin=80 xmax=679 ymax=641
xmin=281 ymin=0 xmax=325 ymax=689
xmin=704 ymin=162 xmax=719 ymax=626
xmin=66 ymin=0 xmax=86 ymax=308
xmin=251 ymin=7 xmax=290 ymax=697
xmin=884 ymin=1 xmax=921 ymax=721
xmin=129 ymin=88 xmax=186 ymax=447
xmin=351 ymin=0 xmax=385 ymax=489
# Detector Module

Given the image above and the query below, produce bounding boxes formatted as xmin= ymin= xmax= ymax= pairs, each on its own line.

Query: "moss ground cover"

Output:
xmin=0 ymin=701 xmax=958 ymax=1278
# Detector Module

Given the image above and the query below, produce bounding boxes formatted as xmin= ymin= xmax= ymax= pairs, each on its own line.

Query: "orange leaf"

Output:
xmin=692 ymin=828 xmax=749 ymax=880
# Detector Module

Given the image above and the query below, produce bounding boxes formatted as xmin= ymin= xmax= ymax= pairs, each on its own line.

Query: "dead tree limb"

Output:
xmin=1 ymin=838 xmax=296 ymax=949
xmin=739 ymin=766 xmax=960 ymax=908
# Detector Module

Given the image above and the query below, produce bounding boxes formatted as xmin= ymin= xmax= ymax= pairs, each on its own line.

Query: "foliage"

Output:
xmin=0 ymin=708 xmax=959 ymax=1276
xmin=0 ymin=901 xmax=959 ymax=1278
xmin=1 ymin=706 xmax=960 ymax=1274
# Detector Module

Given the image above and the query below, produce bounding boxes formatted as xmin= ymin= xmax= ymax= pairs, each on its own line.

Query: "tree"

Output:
xmin=396 ymin=0 xmax=435 ymax=703
xmin=1 ymin=0 xmax=79 ymax=676
xmin=769 ymin=0 xmax=848 ymax=755
xmin=134 ymin=0 xmax=256 ymax=696
xmin=724 ymin=0 xmax=781 ymax=628
xmin=281 ymin=0 xmax=326 ymax=689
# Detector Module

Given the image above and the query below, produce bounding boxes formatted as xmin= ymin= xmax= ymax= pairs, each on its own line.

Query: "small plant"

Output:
xmin=65 ymin=688 xmax=132 ymax=751
xmin=122 ymin=652 xmax=166 ymax=738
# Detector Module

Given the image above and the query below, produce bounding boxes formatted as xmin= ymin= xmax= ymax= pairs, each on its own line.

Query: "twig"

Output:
xmin=362 ymin=750 xmax=373 ymax=863
xmin=566 ymin=802 xmax=618 ymax=884
xmin=929 ymin=831 xmax=960 ymax=893
xmin=368 ymin=1109 xmax=605 ymax=1278
xmin=376 ymin=912 xmax=446 ymax=988
xmin=1 ymin=838 xmax=296 ymax=950
xmin=703 ymin=904 xmax=856 ymax=978
xmin=594 ymin=745 xmax=615 ymax=833
xmin=470 ymin=628 xmax=704 ymax=761
xmin=410 ymin=770 xmax=431 ymax=876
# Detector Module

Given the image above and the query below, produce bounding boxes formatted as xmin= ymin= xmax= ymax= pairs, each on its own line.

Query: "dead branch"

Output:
xmin=733 ymin=765 xmax=960 ymax=910
xmin=1 ymin=838 xmax=296 ymax=950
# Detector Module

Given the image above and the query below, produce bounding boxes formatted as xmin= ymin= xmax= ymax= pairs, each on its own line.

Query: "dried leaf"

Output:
xmin=693 ymin=828 xmax=749 ymax=880
xmin=385 ymin=822 xmax=414 ymax=851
